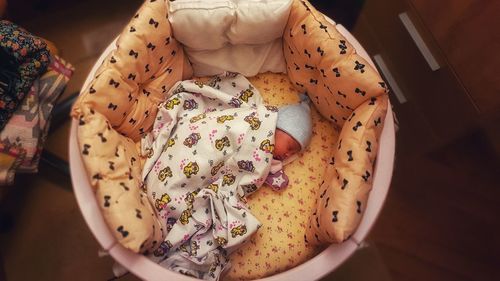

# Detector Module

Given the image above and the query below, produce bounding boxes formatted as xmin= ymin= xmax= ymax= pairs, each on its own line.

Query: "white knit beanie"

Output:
xmin=276 ymin=94 xmax=312 ymax=151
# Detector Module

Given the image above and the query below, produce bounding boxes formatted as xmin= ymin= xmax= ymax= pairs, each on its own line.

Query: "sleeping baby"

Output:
xmin=140 ymin=73 xmax=311 ymax=280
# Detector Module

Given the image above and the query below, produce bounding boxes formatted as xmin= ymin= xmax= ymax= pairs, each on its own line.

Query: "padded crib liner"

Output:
xmin=70 ymin=0 xmax=389 ymax=266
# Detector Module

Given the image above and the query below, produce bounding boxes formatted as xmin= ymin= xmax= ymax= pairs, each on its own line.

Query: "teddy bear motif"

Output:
xmin=183 ymin=99 xmax=198 ymax=110
xmin=222 ymin=174 xmax=236 ymax=186
xmin=180 ymin=209 xmax=193 ymax=225
xmin=215 ymin=136 xmax=230 ymax=151
xmin=153 ymin=240 xmax=173 ymax=257
xmin=154 ymin=193 xmax=171 ymax=211
xmin=239 ymin=87 xmax=254 ymax=102
xmin=211 ymin=161 xmax=224 ymax=176
xmin=259 ymin=139 xmax=274 ymax=153
xmin=215 ymin=236 xmax=227 ymax=246
xmin=183 ymin=133 xmax=201 ymax=148
xmin=164 ymin=97 xmax=180 ymax=110
xmin=183 ymin=161 xmax=199 ymax=178
xmin=216 ymin=115 xmax=234 ymax=124
xmin=158 ymin=166 xmax=173 ymax=181
xmin=207 ymin=183 xmax=219 ymax=193
xmin=237 ymin=160 xmax=255 ymax=172
xmin=189 ymin=113 xmax=206 ymax=123
xmin=230 ymin=224 xmax=247 ymax=238
xmin=244 ymin=115 xmax=261 ymax=130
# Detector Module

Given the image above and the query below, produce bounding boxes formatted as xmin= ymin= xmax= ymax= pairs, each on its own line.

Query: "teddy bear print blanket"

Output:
xmin=141 ymin=73 xmax=278 ymax=280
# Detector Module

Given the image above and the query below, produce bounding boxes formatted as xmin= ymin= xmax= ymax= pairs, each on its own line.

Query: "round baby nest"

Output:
xmin=69 ymin=1 xmax=395 ymax=280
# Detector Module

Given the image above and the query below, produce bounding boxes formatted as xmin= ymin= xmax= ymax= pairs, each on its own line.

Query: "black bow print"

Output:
xmin=325 ymin=197 xmax=330 ymax=208
xmin=149 ymin=18 xmax=159 ymax=28
xmin=165 ymin=68 xmax=173 ymax=74
xmin=338 ymin=139 xmax=342 ymax=150
xmin=165 ymin=37 xmax=170 ymax=45
xmin=134 ymin=13 xmax=139 ymax=19
xmin=109 ymin=79 xmax=120 ymax=88
xmin=330 ymin=157 xmax=335 ymax=165
xmin=294 ymin=62 xmax=300 ymax=70
xmin=301 ymin=24 xmax=307 ymax=34
xmin=356 ymin=201 xmax=362 ymax=213
xmin=335 ymin=101 xmax=344 ymax=109
xmin=300 ymin=0 xmax=311 ymax=11
xmin=289 ymin=27 xmax=294 ymax=38
xmin=115 ymin=147 xmax=119 ymax=157
xmin=295 ymin=82 xmax=304 ymax=88
xmin=128 ymin=73 xmax=136 ymax=80
xmin=305 ymin=64 xmax=315 ymax=70
xmin=332 ymin=210 xmax=339 ymax=222
xmin=379 ymin=81 xmax=389 ymax=92
xmin=110 ymin=56 xmax=116 ymax=63
xmin=171 ymin=50 xmax=176 ymax=56
xmin=348 ymin=112 xmax=356 ymax=122
xmin=145 ymin=63 xmax=150 ymax=73
xmin=353 ymin=121 xmax=362 ymax=131
xmin=79 ymin=116 xmax=85 ymax=126
xmin=104 ymin=195 xmax=111 ymax=207
xmin=320 ymin=189 xmax=327 ymax=198
xmin=93 ymin=173 xmax=103 ymax=180
xmin=310 ymin=78 xmax=318 ymax=85
xmin=136 ymin=209 xmax=142 ymax=219
xmin=142 ymin=89 xmax=151 ymax=97
xmin=341 ymin=178 xmax=349 ymax=190
xmin=117 ymin=226 xmax=129 ymax=238
xmin=330 ymin=115 xmax=338 ymax=123
xmin=332 ymin=67 xmax=341 ymax=77
xmin=126 ymin=92 xmax=133 ymax=102
xmin=82 ymin=144 xmax=91 ymax=155
xmin=317 ymin=47 xmax=325 ymax=56
xmin=89 ymin=85 xmax=96 ymax=94
xmin=97 ymin=132 xmax=107 ymax=143
xmin=120 ymin=182 xmax=129 ymax=191
xmin=129 ymin=26 xmax=136 ymax=32
xmin=362 ymin=170 xmax=371 ymax=182
xmin=355 ymin=87 xmax=366 ymax=96
xmin=366 ymin=141 xmax=372 ymax=152
xmin=320 ymin=69 xmax=327 ymax=77
xmin=374 ymin=117 xmax=382 ymax=126
xmin=354 ymin=60 xmax=365 ymax=73
xmin=129 ymin=49 xmax=138 ymax=58
xmin=319 ymin=22 xmax=328 ymax=32
xmin=304 ymin=49 xmax=311 ymax=58
xmin=107 ymin=103 xmax=117 ymax=111
xmin=337 ymin=91 xmax=346 ymax=98
xmin=316 ymin=216 xmax=320 ymax=228
xmin=161 ymin=85 xmax=167 ymax=93
xmin=369 ymin=97 xmax=377 ymax=105
xmin=108 ymin=161 xmax=115 ymax=171
xmin=131 ymin=156 xmax=137 ymax=165
xmin=129 ymin=118 xmax=137 ymax=125
xmin=339 ymin=40 xmax=347 ymax=54
xmin=347 ymin=150 xmax=353 ymax=161
xmin=147 ymin=42 xmax=156 ymax=51
xmin=287 ymin=45 xmax=294 ymax=55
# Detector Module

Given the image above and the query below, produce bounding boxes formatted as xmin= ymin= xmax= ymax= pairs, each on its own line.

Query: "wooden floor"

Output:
xmin=1 ymin=1 xmax=499 ymax=281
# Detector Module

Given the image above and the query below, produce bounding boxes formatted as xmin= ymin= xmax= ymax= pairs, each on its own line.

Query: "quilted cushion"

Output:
xmin=168 ymin=0 xmax=291 ymax=76
xmin=225 ymin=73 xmax=336 ymax=280
xmin=305 ymin=94 xmax=388 ymax=244
xmin=168 ymin=0 xmax=292 ymax=49
xmin=71 ymin=0 xmax=192 ymax=252
xmin=283 ymin=0 xmax=388 ymax=128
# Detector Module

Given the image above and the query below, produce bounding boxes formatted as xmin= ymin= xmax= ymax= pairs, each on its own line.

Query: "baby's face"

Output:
xmin=273 ymin=129 xmax=301 ymax=161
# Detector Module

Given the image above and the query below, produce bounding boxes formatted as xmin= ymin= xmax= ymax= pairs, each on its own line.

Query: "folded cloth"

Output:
xmin=0 ymin=55 xmax=73 ymax=185
xmin=0 ymin=20 xmax=50 ymax=130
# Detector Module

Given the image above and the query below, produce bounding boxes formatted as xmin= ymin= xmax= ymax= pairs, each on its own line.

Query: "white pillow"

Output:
xmin=186 ymin=38 xmax=286 ymax=77
xmin=168 ymin=0 xmax=292 ymax=50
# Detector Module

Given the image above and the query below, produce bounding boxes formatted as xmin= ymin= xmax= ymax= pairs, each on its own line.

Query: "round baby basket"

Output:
xmin=69 ymin=10 xmax=395 ymax=281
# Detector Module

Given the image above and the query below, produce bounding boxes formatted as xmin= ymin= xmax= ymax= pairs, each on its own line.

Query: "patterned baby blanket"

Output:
xmin=141 ymin=73 xmax=278 ymax=280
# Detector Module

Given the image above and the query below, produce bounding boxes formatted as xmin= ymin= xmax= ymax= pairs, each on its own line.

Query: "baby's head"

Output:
xmin=273 ymin=94 xmax=312 ymax=161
